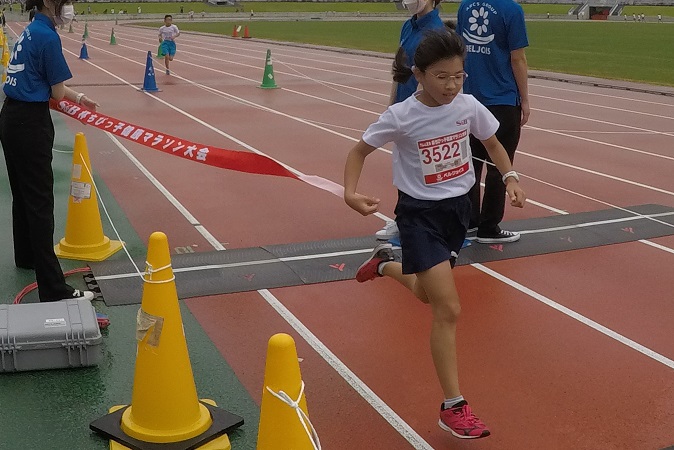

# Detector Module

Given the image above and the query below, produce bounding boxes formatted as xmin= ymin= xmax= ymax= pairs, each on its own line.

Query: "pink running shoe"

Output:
xmin=355 ymin=243 xmax=394 ymax=282
xmin=438 ymin=402 xmax=491 ymax=439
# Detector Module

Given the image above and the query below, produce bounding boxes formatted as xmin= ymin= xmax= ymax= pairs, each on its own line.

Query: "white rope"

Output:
xmin=144 ymin=261 xmax=176 ymax=284
xmin=265 ymin=381 xmax=321 ymax=450
xmin=77 ymin=152 xmax=180 ymax=284
xmin=77 ymin=152 xmax=146 ymax=279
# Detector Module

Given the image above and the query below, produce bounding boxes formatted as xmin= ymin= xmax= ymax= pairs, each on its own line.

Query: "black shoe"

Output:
xmin=60 ymin=289 xmax=95 ymax=302
xmin=476 ymin=230 xmax=520 ymax=244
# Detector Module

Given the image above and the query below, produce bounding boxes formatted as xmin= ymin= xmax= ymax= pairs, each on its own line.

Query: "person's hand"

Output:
xmin=506 ymin=182 xmax=526 ymax=208
xmin=80 ymin=95 xmax=100 ymax=111
xmin=520 ymin=100 xmax=530 ymax=126
xmin=344 ymin=192 xmax=380 ymax=216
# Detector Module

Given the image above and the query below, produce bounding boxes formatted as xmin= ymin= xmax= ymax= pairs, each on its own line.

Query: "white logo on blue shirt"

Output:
xmin=7 ymin=32 xmax=26 ymax=74
xmin=463 ymin=7 xmax=495 ymax=45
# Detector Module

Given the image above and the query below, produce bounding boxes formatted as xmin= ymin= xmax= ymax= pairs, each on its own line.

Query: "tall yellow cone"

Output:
xmin=90 ymin=231 xmax=243 ymax=450
xmin=257 ymin=333 xmax=320 ymax=450
xmin=122 ymin=232 xmax=215 ymax=441
xmin=55 ymin=132 xmax=123 ymax=261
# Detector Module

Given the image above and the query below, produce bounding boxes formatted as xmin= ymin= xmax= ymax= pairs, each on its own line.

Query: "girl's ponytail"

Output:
xmin=392 ymin=47 xmax=414 ymax=84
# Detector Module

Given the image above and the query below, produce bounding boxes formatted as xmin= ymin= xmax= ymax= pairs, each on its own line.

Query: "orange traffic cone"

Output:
xmin=54 ymin=133 xmax=123 ymax=261
xmin=89 ymin=231 xmax=244 ymax=449
xmin=242 ymin=25 xmax=251 ymax=38
xmin=231 ymin=25 xmax=240 ymax=37
xmin=257 ymin=333 xmax=321 ymax=449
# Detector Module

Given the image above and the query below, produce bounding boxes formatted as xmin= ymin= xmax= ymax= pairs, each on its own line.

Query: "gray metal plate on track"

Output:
xmin=89 ymin=205 xmax=674 ymax=306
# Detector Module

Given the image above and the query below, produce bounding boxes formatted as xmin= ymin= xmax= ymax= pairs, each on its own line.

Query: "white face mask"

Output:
xmin=403 ymin=0 xmax=428 ymax=16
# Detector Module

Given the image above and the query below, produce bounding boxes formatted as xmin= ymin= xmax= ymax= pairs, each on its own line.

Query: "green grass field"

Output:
xmin=621 ymin=5 xmax=674 ymax=17
xmin=78 ymin=1 xmax=411 ymax=15
xmin=75 ymin=1 xmax=674 ymax=16
xmin=146 ymin=20 xmax=674 ymax=87
xmin=525 ymin=21 xmax=674 ymax=85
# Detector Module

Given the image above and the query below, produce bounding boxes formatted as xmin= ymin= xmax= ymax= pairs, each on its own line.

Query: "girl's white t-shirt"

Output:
xmin=362 ymin=93 xmax=499 ymax=201
xmin=159 ymin=24 xmax=180 ymax=41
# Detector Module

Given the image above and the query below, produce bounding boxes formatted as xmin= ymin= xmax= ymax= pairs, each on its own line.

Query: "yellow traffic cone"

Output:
xmin=55 ymin=133 xmax=123 ymax=261
xmin=257 ymin=333 xmax=321 ymax=450
xmin=89 ymin=232 xmax=243 ymax=449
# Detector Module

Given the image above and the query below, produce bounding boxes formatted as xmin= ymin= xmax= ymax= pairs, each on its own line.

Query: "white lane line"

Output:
xmin=530 ymin=82 xmax=674 ymax=109
xmin=524 ymin=124 xmax=674 ymax=163
xmin=637 ymin=239 xmax=674 ymax=255
xmin=120 ymin=26 xmax=394 ymax=73
xmin=93 ymin=210 xmax=674 ymax=281
xmin=95 ymin=247 xmax=375 ymax=281
xmin=106 ymin=133 xmax=226 ymax=250
xmin=259 ymin=289 xmax=435 ymax=450
xmin=519 ymin=211 xmax=674 ymax=235
xmin=472 ymin=263 xmax=674 ymax=370
xmin=520 ymin=145 xmax=674 ymax=197
xmin=531 ymin=107 xmax=674 ymax=142
xmin=532 ymin=94 xmax=674 ymax=122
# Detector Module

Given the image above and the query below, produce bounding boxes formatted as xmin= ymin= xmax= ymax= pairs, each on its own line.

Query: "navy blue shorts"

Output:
xmin=394 ymin=190 xmax=470 ymax=275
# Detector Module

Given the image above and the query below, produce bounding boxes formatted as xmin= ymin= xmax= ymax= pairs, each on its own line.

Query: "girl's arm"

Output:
xmin=344 ymin=140 xmax=381 ymax=216
xmin=481 ymin=135 xmax=526 ymax=208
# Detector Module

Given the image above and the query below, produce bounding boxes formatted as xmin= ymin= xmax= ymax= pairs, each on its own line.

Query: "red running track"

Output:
xmin=7 ymin=19 xmax=673 ymax=449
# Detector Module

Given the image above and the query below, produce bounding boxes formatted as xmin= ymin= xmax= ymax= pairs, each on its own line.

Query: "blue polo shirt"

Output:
xmin=395 ymin=9 xmax=445 ymax=104
xmin=457 ymin=0 xmax=528 ymax=106
xmin=4 ymin=12 xmax=72 ymax=102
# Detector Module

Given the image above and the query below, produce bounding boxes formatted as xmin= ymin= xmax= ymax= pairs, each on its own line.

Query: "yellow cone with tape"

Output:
xmin=116 ymin=231 xmax=230 ymax=447
xmin=55 ymin=132 xmax=123 ymax=261
xmin=257 ymin=333 xmax=320 ymax=450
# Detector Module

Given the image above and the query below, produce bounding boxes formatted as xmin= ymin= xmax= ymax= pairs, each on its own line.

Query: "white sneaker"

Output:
xmin=475 ymin=230 xmax=520 ymax=244
xmin=63 ymin=289 xmax=95 ymax=301
xmin=375 ymin=221 xmax=399 ymax=241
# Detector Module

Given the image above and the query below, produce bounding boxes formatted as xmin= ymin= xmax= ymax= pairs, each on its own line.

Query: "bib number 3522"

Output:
xmin=417 ymin=129 xmax=470 ymax=185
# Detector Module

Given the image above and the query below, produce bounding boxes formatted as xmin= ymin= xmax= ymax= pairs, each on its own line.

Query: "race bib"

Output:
xmin=417 ymin=129 xmax=470 ymax=185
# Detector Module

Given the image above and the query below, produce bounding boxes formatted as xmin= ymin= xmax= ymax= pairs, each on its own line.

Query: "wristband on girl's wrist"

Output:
xmin=502 ymin=170 xmax=519 ymax=184
xmin=76 ymin=92 xmax=85 ymax=104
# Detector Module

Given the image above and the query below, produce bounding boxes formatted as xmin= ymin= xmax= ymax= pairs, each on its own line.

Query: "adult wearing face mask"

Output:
xmin=375 ymin=0 xmax=446 ymax=241
xmin=390 ymin=0 xmax=445 ymax=105
xmin=0 ymin=0 xmax=99 ymax=302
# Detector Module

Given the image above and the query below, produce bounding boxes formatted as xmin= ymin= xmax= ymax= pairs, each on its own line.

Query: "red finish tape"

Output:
xmin=51 ymin=99 xmax=344 ymax=197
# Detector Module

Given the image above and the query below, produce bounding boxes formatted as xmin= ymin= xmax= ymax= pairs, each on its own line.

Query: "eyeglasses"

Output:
xmin=428 ymin=71 xmax=468 ymax=85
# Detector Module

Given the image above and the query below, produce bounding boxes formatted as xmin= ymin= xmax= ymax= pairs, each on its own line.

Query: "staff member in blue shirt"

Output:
xmin=0 ymin=0 xmax=98 ymax=302
xmin=391 ymin=0 xmax=446 ymax=105
xmin=457 ymin=0 xmax=530 ymax=244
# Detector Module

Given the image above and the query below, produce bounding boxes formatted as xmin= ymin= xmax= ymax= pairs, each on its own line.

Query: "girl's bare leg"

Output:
xmin=381 ymin=262 xmax=429 ymax=303
xmin=383 ymin=260 xmax=461 ymax=398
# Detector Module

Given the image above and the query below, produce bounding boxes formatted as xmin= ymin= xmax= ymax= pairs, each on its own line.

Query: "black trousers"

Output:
xmin=468 ymin=104 xmax=522 ymax=235
xmin=0 ymin=97 xmax=74 ymax=302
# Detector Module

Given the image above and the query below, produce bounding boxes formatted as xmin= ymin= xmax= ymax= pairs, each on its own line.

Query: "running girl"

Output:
xmin=343 ymin=30 xmax=526 ymax=439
